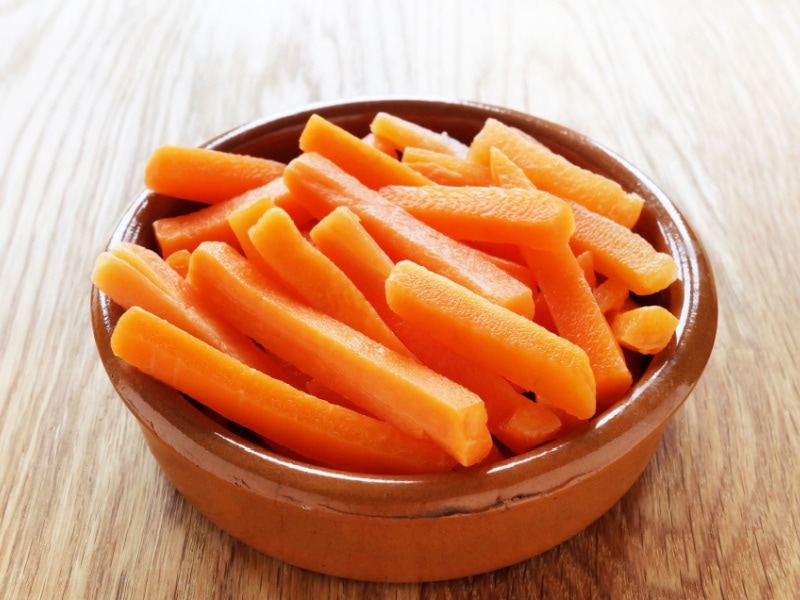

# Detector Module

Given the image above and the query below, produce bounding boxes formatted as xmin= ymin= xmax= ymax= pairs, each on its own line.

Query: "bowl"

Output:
xmin=90 ymin=98 xmax=718 ymax=582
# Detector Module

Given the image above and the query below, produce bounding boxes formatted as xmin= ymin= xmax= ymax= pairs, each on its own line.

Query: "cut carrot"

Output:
xmin=369 ymin=111 xmax=468 ymax=158
xmin=401 ymin=147 xmax=492 ymax=186
xmin=593 ymin=276 xmax=630 ymax=314
xmin=266 ymin=177 xmax=315 ymax=227
xmin=568 ymin=200 xmax=678 ymax=296
xmin=283 ymin=152 xmax=535 ymax=318
xmin=144 ymin=145 xmax=285 ymax=204
xmin=111 ymin=307 xmax=456 ymax=475
xmin=153 ymin=180 xmax=284 ymax=258
xmin=361 ymin=132 xmax=399 ymax=157
xmin=379 ymin=185 xmax=574 ymax=249
xmin=92 ymin=242 xmax=300 ymax=386
xmin=467 ymin=118 xmax=643 ymax=228
xmin=248 ymin=206 xmax=410 ymax=357
xmin=575 ymin=250 xmax=597 ymax=289
xmin=608 ymin=304 xmax=679 ymax=354
xmin=489 ymin=146 xmax=537 ymax=189
xmin=522 ymin=244 xmax=632 ymax=408
xmin=165 ymin=249 xmax=191 ymax=277
xmin=386 ymin=260 xmax=596 ymax=420
xmin=187 ymin=242 xmax=493 ymax=467
xmin=299 ymin=114 xmax=433 ymax=189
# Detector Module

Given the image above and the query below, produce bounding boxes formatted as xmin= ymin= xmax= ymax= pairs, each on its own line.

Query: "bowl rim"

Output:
xmin=91 ymin=96 xmax=718 ymax=516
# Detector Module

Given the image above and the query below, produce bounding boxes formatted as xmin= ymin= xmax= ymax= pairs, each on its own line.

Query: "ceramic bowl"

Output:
xmin=91 ymin=98 xmax=718 ymax=582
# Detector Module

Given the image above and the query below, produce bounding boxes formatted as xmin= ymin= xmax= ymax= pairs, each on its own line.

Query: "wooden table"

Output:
xmin=3 ymin=0 xmax=799 ymax=597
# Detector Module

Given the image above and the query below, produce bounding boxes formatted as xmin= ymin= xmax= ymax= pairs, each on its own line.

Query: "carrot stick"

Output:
xmin=309 ymin=208 xmax=562 ymax=452
xmin=608 ymin=304 xmax=679 ymax=354
xmin=386 ymin=260 xmax=596 ymax=420
xmin=283 ymin=152 xmax=535 ymax=318
xmin=144 ymin=145 xmax=285 ymax=204
xmin=298 ymin=114 xmax=433 ymax=189
xmin=111 ymin=307 xmax=457 ymax=475
xmin=248 ymin=206 xmax=411 ymax=357
xmin=575 ymin=250 xmax=597 ymax=289
xmin=401 ymin=147 xmax=492 ymax=186
xmin=568 ymin=200 xmax=678 ymax=296
xmin=187 ymin=241 xmax=493 ymax=467
xmin=369 ymin=111 xmax=469 ymax=158
xmin=379 ymin=185 xmax=575 ymax=249
xmin=489 ymin=146 xmax=537 ymax=189
xmin=522 ymin=244 xmax=632 ymax=408
xmin=467 ymin=118 xmax=644 ymax=228
xmin=361 ymin=132 xmax=399 ymax=157
xmin=165 ymin=249 xmax=191 ymax=277
xmin=593 ymin=276 xmax=630 ymax=314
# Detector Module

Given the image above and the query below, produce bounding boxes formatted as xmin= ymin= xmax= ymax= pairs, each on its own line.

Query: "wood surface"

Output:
xmin=2 ymin=0 xmax=799 ymax=598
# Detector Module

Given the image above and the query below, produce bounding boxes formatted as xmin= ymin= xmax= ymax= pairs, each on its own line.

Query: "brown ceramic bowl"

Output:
xmin=91 ymin=98 xmax=718 ymax=582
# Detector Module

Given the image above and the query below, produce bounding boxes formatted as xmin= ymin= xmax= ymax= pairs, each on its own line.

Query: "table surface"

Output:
xmin=3 ymin=0 xmax=799 ymax=598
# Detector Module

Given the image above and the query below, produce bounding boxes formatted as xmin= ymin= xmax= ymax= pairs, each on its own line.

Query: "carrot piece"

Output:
xmin=187 ymin=242 xmax=493 ymax=467
xmin=467 ymin=118 xmax=643 ymax=228
xmin=165 ymin=249 xmax=191 ymax=277
xmin=386 ymin=260 xmax=596 ymax=420
xmin=401 ymin=147 xmax=492 ymax=186
xmin=283 ymin=152 xmax=535 ymax=318
xmin=249 ymin=206 xmax=410 ymax=357
xmin=522 ymin=244 xmax=632 ymax=408
xmin=361 ymin=132 xmax=399 ymax=157
xmin=379 ymin=185 xmax=574 ymax=249
xmin=144 ymin=145 xmax=285 ymax=204
xmin=608 ymin=304 xmax=679 ymax=354
xmin=369 ymin=111 xmax=469 ymax=158
xmin=593 ymin=276 xmax=630 ymax=314
xmin=263 ymin=177 xmax=315 ymax=227
xmin=111 ymin=307 xmax=456 ymax=474
xmin=489 ymin=147 xmax=537 ymax=189
xmin=309 ymin=208 xmax=561 ymax=452
xmin=92 ymin=243 xmax=299 ymax=386
xmin=568 ymin=200 xmax=678 ymax=296
xmin=298 ymin=114 xmax=433 ymax=189
xmin=575 ymin=250 xmax=597 ymax=289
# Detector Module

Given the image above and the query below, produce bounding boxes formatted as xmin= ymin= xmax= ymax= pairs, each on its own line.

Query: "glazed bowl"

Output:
xmin=91 ymin=98 xmax=718 ymax=582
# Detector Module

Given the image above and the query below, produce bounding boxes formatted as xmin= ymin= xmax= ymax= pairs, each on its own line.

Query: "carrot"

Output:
xmin=283 ymin=152 xmax=535 ymax=318
xmin=489 ymin=146 xmax=536 ymax=189
xmin=379 ymin=185 xmax=574 ymax=249
xmin=361 ymin=132 xmax=399 ymax=157
xmin=248 ymin=206 xmax=410 ymax=357
xmin=152 ymin=180 xmax=284 ymax=258
xmin=369 ymin=111 xmax=469 ymax=158
xmin=309 ymin=208 xmax=561 ymax=452
xmin=165 ymin=249 xmax=191 ymax=277
xmin=593 ymin=276 xmax=630 ymax=314
xmin=111 ymin=307 xmax=457 ymax=475
xmin=92 ymin=242 xmax=300 ymax=386
xmin=568 ymin=200 xmax=678 ymax=296
xmin=608 ymin=304 xmax=679 ymax=354
xmin=522 ymin=244 xmax=632 ymax=407
xmin=298 ymin=114 xmax=433 ymax=189
xmin=187 ymin=241 xmax=493 ymax=467
xmin=144 ymin=145 xmax=285 ymax=204
xmin=467 ymin=118 xmax=644 ymax=228
xmin=264 ymin=177 xmax=315 ymax=227
xmin=386 ymin=260 xmax=596 ymax=420
xmin=401 ymin=147 xmax=492 ymax=186
xmin=575 ymin=250 xmax=597 ymax=289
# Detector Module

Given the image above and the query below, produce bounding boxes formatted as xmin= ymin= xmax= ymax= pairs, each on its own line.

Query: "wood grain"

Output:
xmin=2 ymin=0 xmax=799 ymax=598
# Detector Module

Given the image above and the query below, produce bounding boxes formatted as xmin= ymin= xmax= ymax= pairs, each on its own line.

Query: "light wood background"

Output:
xmin=2 ymin=0 xmax=799 ymax=598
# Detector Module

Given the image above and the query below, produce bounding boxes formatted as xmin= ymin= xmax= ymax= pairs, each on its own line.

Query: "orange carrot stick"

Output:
xmin=248 ymin=206 xmax=410 ymax=356
xmin=386 ymin=260 xmax=596 ymax=420
xmin=165 ymin=249 xmax=191 ymax=277
xmin=379 ymin=185 xmax=574 ymax=249
xmin=401 ymin=147 xmax=492 ymax=186
xmin=111 ymin=307 xmax=456 ymax=475
xmin=144 ymin=145 xmax=285 ymax=204
xmin=283 ymin=152 xmax=535 ymax=318
xmin=608 ymin=304 xmax=679 ymax=354
xmin=369 ymin=111 xmax=469 ymax=158
xmin=298 ymin=114 xmax=433 ymax=189
xmin=593 ymin=276 xmax=630 ymax=314
xmin=187 ymin=241 xmax=493 ymax=467
xmin=489 ymin=146 xmax=537 ymax=189
xmin=522 ymin=244 xmax=632 ymax=408
xmin=467 ymin=118 xmax=643 ymax=228
xmin=575 ymin=250 xmax=597 ymax=289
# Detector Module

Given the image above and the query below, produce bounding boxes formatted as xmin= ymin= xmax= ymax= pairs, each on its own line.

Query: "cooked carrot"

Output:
xmin=298 ymin=114 xmax=433 ymax=189
xmin=187 ymin=242 xmax=493 ymax=467
xmin=92 ymin=243 xmax=300 ymax=386
xmin=489 ymin=146 xmax=537 ymax=189
xmin=593 ymin=276 xmax=630 ymax=314
xmin=309 ymin=209 xmax=561 ymax=452
xmin=111 ymin=307 xmax=457 ymax=475
xmin=165 ymin=249 xmax=191 ymax=277
xmin=379 ymin=185 xmax=575 ymax=249
xmin=248 ymin=206 xmax=411 ymax=356
xmin=369 ymin=111 xmax=469 ymax=158
xmin=265 ymin=177 xmax=315 ymax=227
xmin=283 ymin=152 xmax=535 ymax=318
xmin=401 ymin=147 xmax=492 ymax=186
xmin=144 ymin=145 xmax=285 ymax=204
xmin=467 ymin=118 xmax=643 ymax=228
xmin=608 ymin=304 xmax=679 ymax=354
xmin=522 ymin=244 xmax=632 ymax=407
xmin=568 ymin=200 xmax=678 ymax=296
xmin=361 ymin=132 xmax=399 ymax=157
xmin=575 ymin=250 xmax=597 ymax=289
xmin=386 ymin=260 xmax=596 ymax=420
xmin=467 ymin=241 xmax=527 ymax=265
